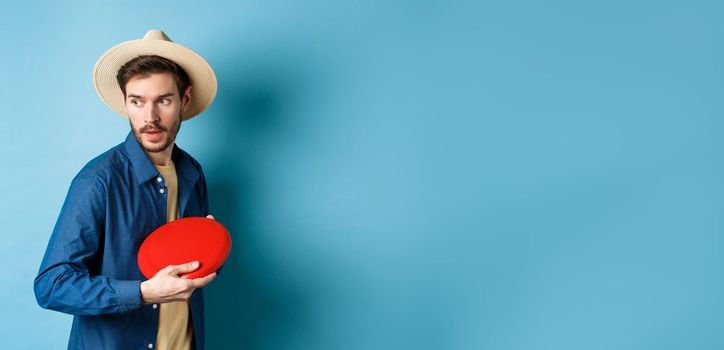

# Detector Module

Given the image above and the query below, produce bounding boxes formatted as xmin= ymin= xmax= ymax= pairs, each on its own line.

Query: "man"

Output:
xmin=34 ymin=29 xmax=219 ymax=350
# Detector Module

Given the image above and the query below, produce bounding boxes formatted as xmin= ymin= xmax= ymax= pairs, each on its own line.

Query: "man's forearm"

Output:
xmin=34 ymin=265 xmax=142 ymax=316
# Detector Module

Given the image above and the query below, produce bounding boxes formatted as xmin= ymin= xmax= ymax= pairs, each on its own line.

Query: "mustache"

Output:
xmin=140 ymin=124 xmax=167 ymax=133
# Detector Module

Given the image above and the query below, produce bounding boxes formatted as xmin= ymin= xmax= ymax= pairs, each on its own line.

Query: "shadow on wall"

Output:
xmin=202 ymin=45 xmax=318 ymax=349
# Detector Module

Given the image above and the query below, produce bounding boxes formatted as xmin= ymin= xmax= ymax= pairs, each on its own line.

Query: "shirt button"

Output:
xmin=152 ymin=304 xmax=158 ymax=309
xmin=157 ymin=177 xmax=162 ymax=183
xmin=159 ymin=188 xmax=165 ymax=194
xmin=148 ymin=344 xmax=154 ymax=349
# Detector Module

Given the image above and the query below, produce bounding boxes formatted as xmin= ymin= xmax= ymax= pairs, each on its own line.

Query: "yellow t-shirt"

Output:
xmin=154 ymin=160 xmax=194 ymax=350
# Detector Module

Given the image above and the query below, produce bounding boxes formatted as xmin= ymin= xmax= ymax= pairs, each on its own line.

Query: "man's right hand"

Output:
xmin=140 ymin=261 xmax=217 ymax=304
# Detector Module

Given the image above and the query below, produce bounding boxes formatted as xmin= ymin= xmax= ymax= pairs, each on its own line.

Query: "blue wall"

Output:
xmin=2 ymin=1 xmax=724 ymax=348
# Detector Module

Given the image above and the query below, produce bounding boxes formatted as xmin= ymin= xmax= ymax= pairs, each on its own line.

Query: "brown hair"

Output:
xmin=116 ymin=55 xmax=191 ymax=98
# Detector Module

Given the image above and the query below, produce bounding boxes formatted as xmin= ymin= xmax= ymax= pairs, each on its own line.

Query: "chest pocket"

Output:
xmin=179 ymin=181 xmax=205 ymax=218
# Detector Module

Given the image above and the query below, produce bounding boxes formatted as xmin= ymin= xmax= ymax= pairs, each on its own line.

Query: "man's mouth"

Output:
xmin=143 ymin=129 xmax=164 ymax=141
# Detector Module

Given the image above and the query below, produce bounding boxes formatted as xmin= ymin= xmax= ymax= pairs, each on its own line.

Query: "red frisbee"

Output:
xmin=138 ymin=217 xmax=231 ymax=279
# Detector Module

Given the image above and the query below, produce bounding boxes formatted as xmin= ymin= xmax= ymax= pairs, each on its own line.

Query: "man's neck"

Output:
xmin=145 ymin=144 xmax=174 ymax=167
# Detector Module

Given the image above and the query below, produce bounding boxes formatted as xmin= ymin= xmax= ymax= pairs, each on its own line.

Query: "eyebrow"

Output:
xmin=127 ymin=93 xmax=176 ymax=100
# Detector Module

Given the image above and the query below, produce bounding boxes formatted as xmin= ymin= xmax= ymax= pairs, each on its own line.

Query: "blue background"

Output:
xmin=2 ymin=1 xmax=724 ymax=349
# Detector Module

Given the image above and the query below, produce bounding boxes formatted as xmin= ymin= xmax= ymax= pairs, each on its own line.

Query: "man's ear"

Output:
xmin=182 ymin=85 xmax=193 ymax=113
xmin=122 ymin=94 xmax=129 ymax=115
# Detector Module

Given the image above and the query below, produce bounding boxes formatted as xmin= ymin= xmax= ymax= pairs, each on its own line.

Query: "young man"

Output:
xmin=34 ymin=29 xmax=219 ymax=350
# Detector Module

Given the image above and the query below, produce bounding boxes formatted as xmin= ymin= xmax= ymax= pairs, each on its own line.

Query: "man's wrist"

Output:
xmin=140 ymin=280 xmax=151 ymax=305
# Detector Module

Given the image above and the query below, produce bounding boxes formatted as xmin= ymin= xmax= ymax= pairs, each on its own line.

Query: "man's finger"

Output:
xmin=190 ymin=272 xmax=217 ymax=288
xmin=167 ymin=261 xmax=200 ymax=276
xmin=206 ymin=214 xmax=215 ymax=220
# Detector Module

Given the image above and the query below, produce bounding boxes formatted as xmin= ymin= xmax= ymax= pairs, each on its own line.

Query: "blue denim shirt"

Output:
xmin=34 ymin=131 xmax=210 ymax=350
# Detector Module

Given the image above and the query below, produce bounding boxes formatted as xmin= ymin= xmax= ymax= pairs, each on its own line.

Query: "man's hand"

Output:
xmin=206 ymin=214 xmax=215 ymax=220
xmin=140 ymin=261 xmax=217 ymax=304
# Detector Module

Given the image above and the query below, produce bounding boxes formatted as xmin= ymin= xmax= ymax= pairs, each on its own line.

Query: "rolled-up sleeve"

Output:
xmin=34 ymin=174 xmax=142 ymax=316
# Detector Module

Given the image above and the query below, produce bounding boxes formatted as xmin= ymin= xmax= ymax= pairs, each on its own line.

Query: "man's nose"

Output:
xmin=143 ymin=103 xmax=160 ymax=123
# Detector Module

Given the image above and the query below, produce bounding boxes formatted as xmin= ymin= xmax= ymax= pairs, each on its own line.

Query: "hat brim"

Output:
xmin=93 ymin=39 xmax=217 ymax=121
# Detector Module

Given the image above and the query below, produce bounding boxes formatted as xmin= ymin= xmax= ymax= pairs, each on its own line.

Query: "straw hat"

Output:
xmin=93 ymin=29 xmax=217 ymax=121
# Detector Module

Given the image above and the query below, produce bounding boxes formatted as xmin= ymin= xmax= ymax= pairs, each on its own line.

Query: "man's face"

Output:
xmin=124 ymin=72 xmax=191 ymax=153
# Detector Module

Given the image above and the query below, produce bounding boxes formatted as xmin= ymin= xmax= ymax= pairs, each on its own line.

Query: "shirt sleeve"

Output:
xmin=199 ymin=165 xmax=210 ymax=217
xmin=34 ymin=174 xmax=143 ymax=316
xmin=198 ymin=166 xmax=225 ymax=277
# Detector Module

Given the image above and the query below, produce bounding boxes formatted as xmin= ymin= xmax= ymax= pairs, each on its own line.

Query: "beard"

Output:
xmin=130 ymin=114 xmax=182 ymax=153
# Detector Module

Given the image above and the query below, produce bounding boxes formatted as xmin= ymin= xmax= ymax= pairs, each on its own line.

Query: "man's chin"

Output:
xmin=141 ymin=137 xmax=172 ymax=153
xmin=142 ymin=142 xmax=171 ymax=153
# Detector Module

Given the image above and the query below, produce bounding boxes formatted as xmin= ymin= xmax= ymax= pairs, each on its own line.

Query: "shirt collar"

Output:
xmin=123 ymin=130 xmax=199 ymax=186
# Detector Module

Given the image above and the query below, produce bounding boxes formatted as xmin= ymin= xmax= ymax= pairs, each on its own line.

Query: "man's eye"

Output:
xmin=130 ymin=99 xmax=141 ymax=106
xmin=159 ymin=98 xmax=170 ymax=105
